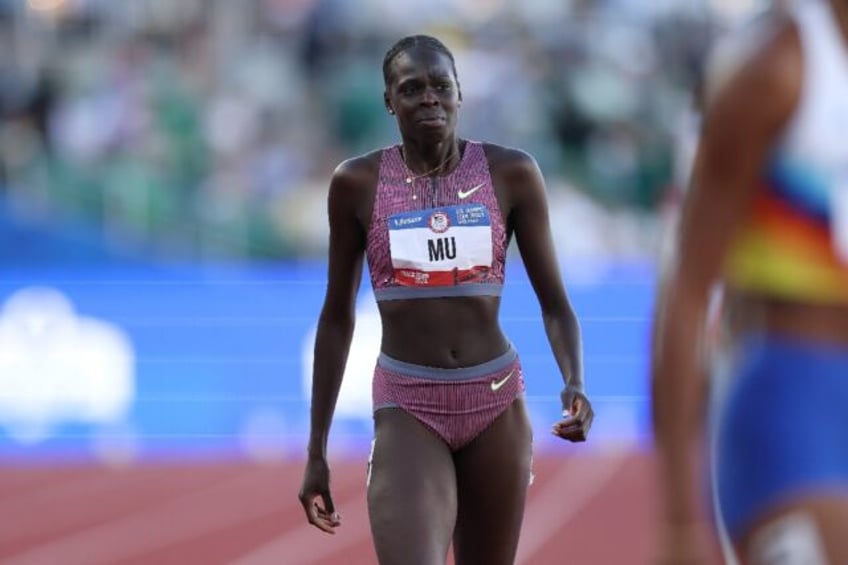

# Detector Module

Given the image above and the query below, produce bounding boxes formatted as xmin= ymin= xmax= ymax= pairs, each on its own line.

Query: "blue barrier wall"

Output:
xmin=0 ymin=259 xmax=656 ymax=463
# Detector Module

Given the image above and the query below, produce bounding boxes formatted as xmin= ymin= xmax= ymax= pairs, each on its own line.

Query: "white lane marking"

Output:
xmin=516 ymin=449 xmax=628 ymax=564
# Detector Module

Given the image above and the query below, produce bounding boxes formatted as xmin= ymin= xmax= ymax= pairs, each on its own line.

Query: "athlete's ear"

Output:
xmin=384 ymin=92 xmax=394 ymax=115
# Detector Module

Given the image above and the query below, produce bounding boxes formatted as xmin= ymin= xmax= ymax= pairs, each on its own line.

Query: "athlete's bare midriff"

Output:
xmin=377 ymin=295 xmax=511 ymax=367
xmin=724 ymin=289 xmax=848 ymax=346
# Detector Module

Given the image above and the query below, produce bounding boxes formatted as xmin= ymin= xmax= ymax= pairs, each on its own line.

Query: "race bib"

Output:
xmin=832 ymin=182 xmax=848 ymax=264
xmin=387 ymin=204 xmax=493 ymax=286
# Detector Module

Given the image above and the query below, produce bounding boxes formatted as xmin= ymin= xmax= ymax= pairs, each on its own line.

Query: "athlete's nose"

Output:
xmin=420 ymin=87 xmax=439 ymax=105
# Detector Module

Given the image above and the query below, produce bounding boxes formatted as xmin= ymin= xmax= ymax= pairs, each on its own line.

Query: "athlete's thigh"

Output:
xmin=367 ymin=408 xmax=457 ymax=565
xmin=735 ymin=496 xmax=848 ymax=564
xmin=452 ymin=397 xmax=533 ymax=565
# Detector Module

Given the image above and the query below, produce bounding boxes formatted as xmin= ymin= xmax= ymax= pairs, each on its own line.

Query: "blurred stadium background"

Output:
xmin=0 ymin=0 xmax=766 ymax=563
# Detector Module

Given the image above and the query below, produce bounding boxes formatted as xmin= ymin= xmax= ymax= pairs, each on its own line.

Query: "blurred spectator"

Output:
xmin=0 ymin=0 xmax=728 ymax=262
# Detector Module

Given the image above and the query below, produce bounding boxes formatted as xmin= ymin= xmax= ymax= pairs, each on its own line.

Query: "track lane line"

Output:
xmin=229 ymin=489 xmax=371 ymax=565
xmin=515 ymin=449 xmax=629 ymax=564
xmin=1 ymin=463 xmax=362 ymax=565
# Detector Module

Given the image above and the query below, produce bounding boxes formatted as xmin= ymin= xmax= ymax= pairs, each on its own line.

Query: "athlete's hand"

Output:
xmin=298 ymin=456 xmax=341 ymax=534
xmin=552 ymin=385 xmax=593 ymax=442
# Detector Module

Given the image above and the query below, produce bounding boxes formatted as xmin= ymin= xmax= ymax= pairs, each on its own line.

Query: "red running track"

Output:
xmin=0 ymin=449 xmax=662 ymax=565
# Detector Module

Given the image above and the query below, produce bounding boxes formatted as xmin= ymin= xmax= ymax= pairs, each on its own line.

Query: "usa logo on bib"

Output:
xmin=388 ymin=204 xmax=493 ymax=286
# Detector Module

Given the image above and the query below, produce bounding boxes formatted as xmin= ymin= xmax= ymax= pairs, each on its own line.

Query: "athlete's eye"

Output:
xmin=399 ymin=83 xmax=420 ymax=96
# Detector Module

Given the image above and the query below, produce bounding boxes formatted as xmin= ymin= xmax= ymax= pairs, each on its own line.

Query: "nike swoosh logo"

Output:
xmin=490 ymin=369 xmax=515 ymax=392
xmin=457 ymin=183 xmax=485 ymax=199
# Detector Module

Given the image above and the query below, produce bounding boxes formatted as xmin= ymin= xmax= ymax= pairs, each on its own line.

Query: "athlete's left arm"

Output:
xmin=650 ymin=19 xmax=800 ymax=562
xmin=504 ymin=149 xmax=593 ymax=442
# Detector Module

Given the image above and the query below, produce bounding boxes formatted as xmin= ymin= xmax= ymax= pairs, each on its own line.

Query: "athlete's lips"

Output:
xmin=416 ymin=115 xmax=446 ymax=126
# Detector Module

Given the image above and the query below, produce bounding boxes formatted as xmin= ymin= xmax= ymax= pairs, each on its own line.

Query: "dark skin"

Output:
xmin=299 ymin=46 xmax=592 ymax=564
xmin=652 ymin=2 xmax=848 ymax=563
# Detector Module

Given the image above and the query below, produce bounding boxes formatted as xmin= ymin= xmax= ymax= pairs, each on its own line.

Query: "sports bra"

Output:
xmin=723 ymin=0 xmax=848 ymax=304
xmin=365 ymin=140 xmax=507 ymax=301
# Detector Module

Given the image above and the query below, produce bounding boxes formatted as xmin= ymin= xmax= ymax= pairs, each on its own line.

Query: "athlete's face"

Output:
xmin=384 ymin=48 xmax=461 ymax=142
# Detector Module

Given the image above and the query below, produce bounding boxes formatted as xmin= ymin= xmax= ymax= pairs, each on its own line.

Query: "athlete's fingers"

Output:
xmin=551 ymin=425 xmax=587 ymax=442
xmin=551 ymin=408 xmax=593 ymax=441
xmin=553 ymin=419 xmax=581 ymax=432
xmin=558 ymin=428 xmax=589 ymax=442
xmin=571 ymin=396 xmax=595 ymax=425
xmin=568 ymin=396 xmax=585 ymax=417
xmin=551 ymin=421 xmax=581 ymax=438
xmin=561 ymin=389 xmax=593 ymax=422
xmin=302 ymin=493 xmax=342 ymax=534
xmin=302 ymin=493 xmax=326 ymax=530
xmin=554 ymin=404 xmax=588 ymax=428
xmin=572 ymin=406 xmax=593 ymax=434
xmin=552 ymin=410 xmax=577 ymax=430
xmin=312 ymin=513 xmax=340 ymax=534
xmin=321 ymin=491 xmax=336 ymax=515
xmin=316 ymin=503 xmax=342 ymax=531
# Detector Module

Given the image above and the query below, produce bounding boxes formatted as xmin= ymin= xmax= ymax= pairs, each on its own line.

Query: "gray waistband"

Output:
xmin=374 ymin=283 xmax=503 ymax=302
xmin=377 ymin=344 xmax=517 ymax=381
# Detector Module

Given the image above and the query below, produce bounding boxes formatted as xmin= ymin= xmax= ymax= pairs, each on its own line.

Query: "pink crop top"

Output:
xmin=366 ymin=140 xmax=507 ymax=301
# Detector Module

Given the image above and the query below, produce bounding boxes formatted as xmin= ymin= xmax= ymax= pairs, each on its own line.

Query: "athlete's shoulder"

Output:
xmin=332 ymin=148 xmax=383 ymax=185
xmin=481 ymin=142 xmax=541 ymax=179
xmin=705 ymin=9 xmax=801 ymax=112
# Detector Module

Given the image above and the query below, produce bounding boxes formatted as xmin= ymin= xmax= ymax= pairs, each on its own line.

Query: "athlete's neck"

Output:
xmin=400 ymin=137 xmax=462 ymax=177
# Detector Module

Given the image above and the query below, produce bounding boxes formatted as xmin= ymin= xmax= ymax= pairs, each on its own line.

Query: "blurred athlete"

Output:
xmin=298 ymin=35 xmax=592 ymax=565
xmin=652 ymin=0 xmax=848 ymax=563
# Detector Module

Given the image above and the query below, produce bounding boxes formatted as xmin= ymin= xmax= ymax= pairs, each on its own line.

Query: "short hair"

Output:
xmin=382 ymin=35 xmax=457 ymax=86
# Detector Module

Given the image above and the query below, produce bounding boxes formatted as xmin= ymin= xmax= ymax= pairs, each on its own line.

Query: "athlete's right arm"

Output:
xmin=299 ymin=158 xmax=368 ymax=533
xmin=307 ymin=159 xmax=368 ymax=460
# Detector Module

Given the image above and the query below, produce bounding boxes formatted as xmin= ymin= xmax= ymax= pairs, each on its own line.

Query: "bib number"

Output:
xmin=387 ymin=204 xmax=493 ymax=286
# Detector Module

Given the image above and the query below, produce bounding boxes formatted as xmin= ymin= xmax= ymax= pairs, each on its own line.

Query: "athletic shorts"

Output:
xmin=714 ymin=333 xmax=848 ymax=538
xmin=372 ymin=344 xmax=525 ymax=451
